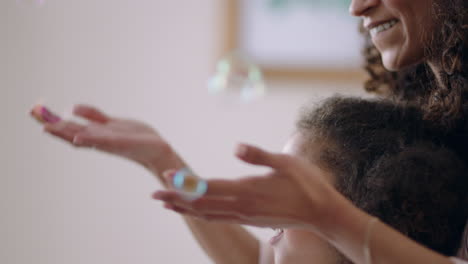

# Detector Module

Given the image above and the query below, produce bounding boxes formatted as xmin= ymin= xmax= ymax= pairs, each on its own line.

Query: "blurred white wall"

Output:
xmin=2 ymin=1 xmax=365 ymax=263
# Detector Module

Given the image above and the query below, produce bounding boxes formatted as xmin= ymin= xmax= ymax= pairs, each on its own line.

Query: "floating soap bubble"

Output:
xmin=171 ymin=168 xmax=208 ymax=201
xmin=208 ymin=51 xmax=266 ymax=102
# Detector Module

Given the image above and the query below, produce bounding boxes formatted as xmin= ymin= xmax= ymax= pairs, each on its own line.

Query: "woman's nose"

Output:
xmin=349 ymin=0 xmax=380 ymax=17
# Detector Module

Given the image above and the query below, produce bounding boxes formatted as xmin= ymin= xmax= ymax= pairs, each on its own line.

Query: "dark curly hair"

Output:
xmin=296 ymin=97 xmax=468 ymax=261
xmin=361 ymin=0 xmax=468 ymax=131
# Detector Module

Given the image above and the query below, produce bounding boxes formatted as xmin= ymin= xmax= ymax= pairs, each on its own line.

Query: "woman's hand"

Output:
xmin=38 ymin=105 xmax=172 ymax=170
xmin=153 ymin=144 xmax=340 ymax=230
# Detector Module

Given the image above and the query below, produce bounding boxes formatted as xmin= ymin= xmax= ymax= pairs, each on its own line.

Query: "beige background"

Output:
xmin=2 ymin=1 xmax=366 ymax=263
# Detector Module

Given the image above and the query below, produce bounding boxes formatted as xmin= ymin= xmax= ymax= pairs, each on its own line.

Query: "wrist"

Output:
xmin=315 ymin=197 xmax=379 ymax=264
xmin=142 ymin=142 xmax=185 ymax=178
xmin=307 ymin=188 xmax=371 ymax=245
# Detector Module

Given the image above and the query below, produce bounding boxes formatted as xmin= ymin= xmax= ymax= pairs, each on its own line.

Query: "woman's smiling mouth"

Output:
xmin=369 ymin=19 xmax=399 ymax=37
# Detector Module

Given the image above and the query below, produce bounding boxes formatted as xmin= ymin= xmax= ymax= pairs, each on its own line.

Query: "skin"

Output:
xmin=154 ymin=140 xmax=455 ymax=264
xmin=41 ymin=105 xmax=176 ymax=177
xmin=271 ymin=230 xmax=339 ymax=264
xmin=34 ymin=2 xmax=464 ymax=262
xmin=38 ymin=106 xmax=260 ymax=264
xmin=349 ymin=0 xmax=434 ymax=71
xmin=36 ymin=107 xmax=457 ymax=264
xmin=158 ymin=133 xmax=343 ymax=264
xmin=270 ymin=132 xmax=340 ymax=264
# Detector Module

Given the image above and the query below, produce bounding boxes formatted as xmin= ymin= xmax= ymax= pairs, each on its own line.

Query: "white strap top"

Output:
xmin=451 ymin=257 xmax=468 ymax=264
xmin=260 ymin=241 xmax=468 ymax=264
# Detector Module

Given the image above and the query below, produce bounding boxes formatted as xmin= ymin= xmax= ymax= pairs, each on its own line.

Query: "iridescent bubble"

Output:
xmin=171 ymin=168 xmax=208 ymax=201
xmin=208 ymin=51 xmax=266 ymax=102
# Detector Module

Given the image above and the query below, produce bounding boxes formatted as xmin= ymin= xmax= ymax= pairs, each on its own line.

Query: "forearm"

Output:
xmin=141 ymin=142 xmax=186 ymax=187
xmin=146 ymin=144 xmax=259 ymax=264
xmin=184 ymin=218 xmax=259 ymax=264
xmin=315 ymin=192 xmax=453 ymax=264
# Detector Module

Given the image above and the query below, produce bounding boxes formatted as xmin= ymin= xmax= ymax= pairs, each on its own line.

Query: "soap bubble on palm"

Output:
xmin=208 ymin=51 xmax=267 ymax=103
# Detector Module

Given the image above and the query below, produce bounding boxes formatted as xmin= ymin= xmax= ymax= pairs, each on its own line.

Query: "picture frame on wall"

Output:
xmin=220 ymin=0 xmax=367 ymax=81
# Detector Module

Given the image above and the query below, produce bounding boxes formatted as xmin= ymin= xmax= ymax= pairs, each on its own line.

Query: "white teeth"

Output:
xmin=370 ymin=20 xmax=398 ymax=36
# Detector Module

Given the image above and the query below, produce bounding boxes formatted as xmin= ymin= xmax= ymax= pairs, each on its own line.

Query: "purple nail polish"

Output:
xmin=41 ymin=106 xmax=61 ymax=123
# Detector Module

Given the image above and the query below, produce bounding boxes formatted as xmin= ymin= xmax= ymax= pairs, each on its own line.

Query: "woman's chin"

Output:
xmin=382 ymin=61 xmax=400 ymax=72
xmin=381 ymin=50 xmax=425 ymax=72
xmin=380 ymin=51 xmax=403 ymax=71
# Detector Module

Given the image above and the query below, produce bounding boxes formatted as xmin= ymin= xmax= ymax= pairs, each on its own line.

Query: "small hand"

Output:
xmin=37 ymin=105 xmax=171 ymax=168
xmin=153 ymin=144 xmax=338 ymax=230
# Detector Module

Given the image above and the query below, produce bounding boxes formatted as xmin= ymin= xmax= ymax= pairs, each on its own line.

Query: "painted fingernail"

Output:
xmin=41 ymin=107 xmax=61 ymax=123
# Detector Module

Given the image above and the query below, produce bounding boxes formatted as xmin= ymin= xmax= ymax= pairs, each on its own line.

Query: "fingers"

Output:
xmin=205 ymin=179 xmax=248 ymax=196
xmin=73 ymin=104 xmax=110 ymax=124
xmin=153 ymin=190 xmax=250 ymax=218
xmin=44 ymin=121 xmax=86 ymax=143
xmin=71 ymin=125 xmax=123 ymax=149
xmin=161 ymin=169 xmax=248 ymax=197
xmin=235 ymin=143 xmax=291 ymax=170
xmin=30 ymin=105 xmax=61 ymax=124
xmin=153 ymin=190 xmax=182 ymax=202
xmin=163 ymin=203 xmax=246 ymax=223
xmin=71 ymin=132 xmax=110 ymax=148
xmin=44 ymin=121 xmax=110 ymax=150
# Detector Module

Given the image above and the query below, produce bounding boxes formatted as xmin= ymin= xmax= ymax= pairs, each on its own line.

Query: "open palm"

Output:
xmin=41 ymin=105 xmax=170 ymax=169
xmin=154 ymin=144 xmax=339 ymax=230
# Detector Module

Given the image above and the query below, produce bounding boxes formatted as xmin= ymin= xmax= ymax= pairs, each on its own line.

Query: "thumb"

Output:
xmin=235 ymin=143 xmax=290 ymax=170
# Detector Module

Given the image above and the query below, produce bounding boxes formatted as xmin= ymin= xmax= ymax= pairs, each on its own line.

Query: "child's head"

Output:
xmin=279 ymin=96 xmax=468 ymax=263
